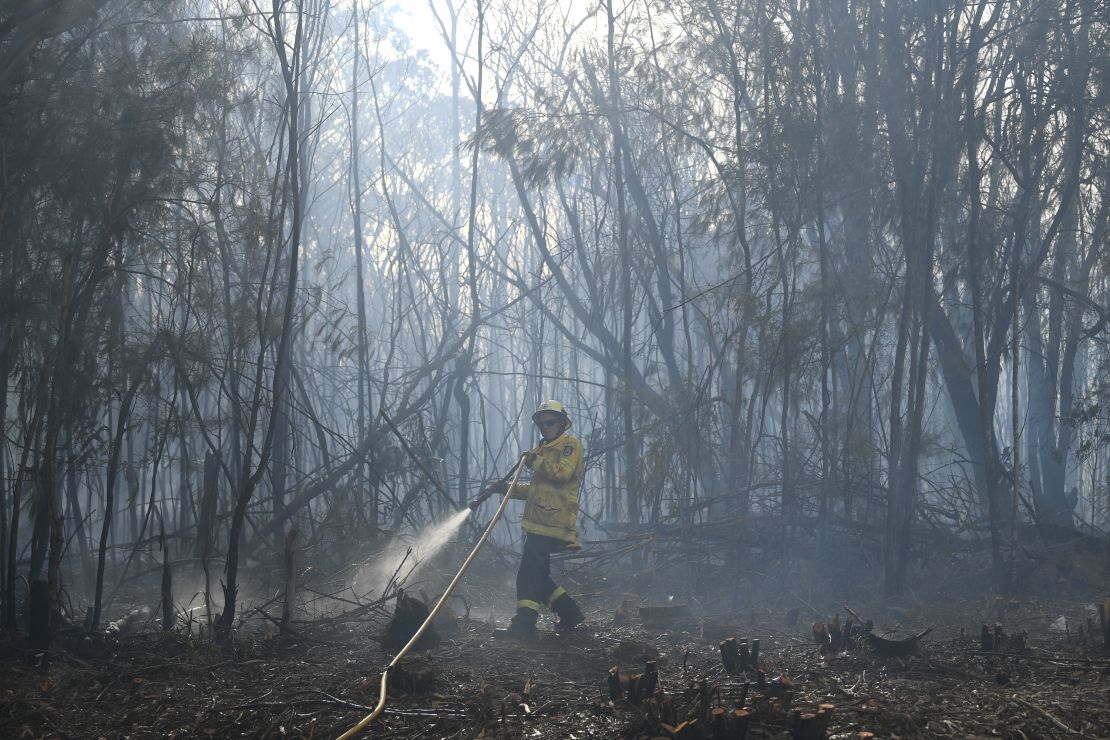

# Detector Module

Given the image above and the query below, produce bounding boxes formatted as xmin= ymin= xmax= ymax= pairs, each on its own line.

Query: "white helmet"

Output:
xmin=532 ymin=399 xmax=571 ymax=430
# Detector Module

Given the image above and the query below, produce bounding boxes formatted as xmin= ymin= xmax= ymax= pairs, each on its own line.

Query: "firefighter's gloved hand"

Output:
xmin=521 ymin=450 xmax=538 ymax=468
xmin=472 ymin=481 xmax=508 ymax=509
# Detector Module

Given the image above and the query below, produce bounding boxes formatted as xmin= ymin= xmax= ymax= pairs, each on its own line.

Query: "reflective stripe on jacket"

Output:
xmin=509 ymin=431 xmax=583 ymax=546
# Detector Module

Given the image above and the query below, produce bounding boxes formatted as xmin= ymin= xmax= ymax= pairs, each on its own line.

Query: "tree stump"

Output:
xmin=29 ymin=579 xmax=51 ymax=657
xmin=729 ymin=709 xmax=751 ymax=740
xmin=280 ymin=530 xmax=298 ymax=637
xmin=381 ymin=589 xmax=440 ymax=650
xmin=160 ymin=527 xmax=173 ymax=632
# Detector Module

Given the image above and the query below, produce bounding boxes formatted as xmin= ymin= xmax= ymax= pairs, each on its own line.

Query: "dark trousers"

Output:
xmin=516 ymin=534 xmax=564 ymax=612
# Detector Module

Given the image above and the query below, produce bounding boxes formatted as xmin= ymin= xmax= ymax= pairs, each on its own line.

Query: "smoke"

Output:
xmin=351 ymin=508 xmax=473 ymax=598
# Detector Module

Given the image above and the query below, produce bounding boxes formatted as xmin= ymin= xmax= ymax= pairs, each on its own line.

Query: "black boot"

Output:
xmin=552 ymin=593 xmax=585 ymax=631
xmin=494 ymin=607 xmax=538 ymax=639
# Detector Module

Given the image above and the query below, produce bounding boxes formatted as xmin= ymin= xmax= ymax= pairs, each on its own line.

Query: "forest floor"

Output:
xmin=3 ymin=537 xmax=1110 ymax=739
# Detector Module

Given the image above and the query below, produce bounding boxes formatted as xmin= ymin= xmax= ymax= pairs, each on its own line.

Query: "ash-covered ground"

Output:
xmin=3 ymin=530 xmax=1109 ymax=739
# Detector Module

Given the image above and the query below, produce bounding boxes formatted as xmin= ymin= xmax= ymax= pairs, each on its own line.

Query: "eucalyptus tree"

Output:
xmin=210 ymin=0 xmax=320 ymax=635
xmin=348 ymin=0 xmax=375 ymax=530
xmin=1015 ymin=0 xmax=1101 ymax=529
xmin=918 ymin=0 xmax=1107 ymax=550
xmin=0 ymin=0 xmax=239 ymax=632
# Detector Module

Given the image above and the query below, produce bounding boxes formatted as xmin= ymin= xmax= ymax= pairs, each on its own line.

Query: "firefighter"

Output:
xmin=470 ymin=400 xmax=586 ymax=638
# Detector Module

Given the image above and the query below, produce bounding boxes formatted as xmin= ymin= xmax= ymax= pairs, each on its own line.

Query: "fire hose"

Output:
xmin=336 ymin=453 xmax=529 ymax=739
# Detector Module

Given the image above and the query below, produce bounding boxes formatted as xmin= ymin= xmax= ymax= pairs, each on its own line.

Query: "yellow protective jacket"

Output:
xmin=509 ymin=431 xmax=583 ymax=547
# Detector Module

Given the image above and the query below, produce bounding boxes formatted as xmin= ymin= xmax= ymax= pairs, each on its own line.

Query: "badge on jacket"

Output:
xmin=563 ymin=444 xmax=574 ymax=457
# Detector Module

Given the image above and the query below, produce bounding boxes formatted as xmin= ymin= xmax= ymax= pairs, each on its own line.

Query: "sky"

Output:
xmin=383 ymin=0 xmax=607 ymax=93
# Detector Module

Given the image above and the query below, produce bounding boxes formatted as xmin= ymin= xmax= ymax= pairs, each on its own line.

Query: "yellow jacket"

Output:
xmin=509 ymin=431 xmax=583 ymax=547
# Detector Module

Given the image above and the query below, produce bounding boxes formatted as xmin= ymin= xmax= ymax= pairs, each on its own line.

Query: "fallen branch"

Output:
xmin=1012 ymin=697 xmax=1083 ymax=736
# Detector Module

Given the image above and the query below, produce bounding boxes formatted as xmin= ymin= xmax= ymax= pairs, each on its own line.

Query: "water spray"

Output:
xmin=356 ymin=508 xmax=472 ymax=597
xmin=336 ymin=453 xmax=528 ymax=739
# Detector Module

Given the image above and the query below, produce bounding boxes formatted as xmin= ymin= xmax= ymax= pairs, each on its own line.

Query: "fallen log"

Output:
xmin=866 ymin=627 xmax=932 ymax=657
xmin=672 ymin=718 xmax=701 ymax=738
xmin=640 ymin=603 xmax=695 ymax=629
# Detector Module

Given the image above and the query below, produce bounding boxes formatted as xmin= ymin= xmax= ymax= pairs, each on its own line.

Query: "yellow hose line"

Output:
xmin=336 ymin=454 xmax=528 ymax=739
